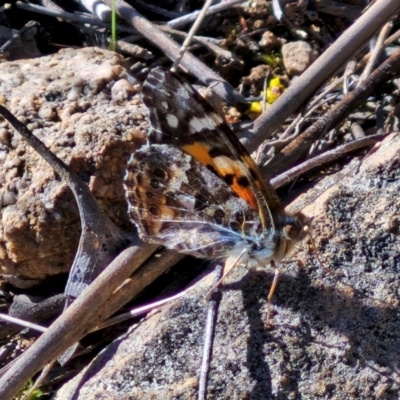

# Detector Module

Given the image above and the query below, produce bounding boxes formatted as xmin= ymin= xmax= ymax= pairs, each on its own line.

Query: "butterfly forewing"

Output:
xmin=142 ymin=67 xmax=281 ymax=234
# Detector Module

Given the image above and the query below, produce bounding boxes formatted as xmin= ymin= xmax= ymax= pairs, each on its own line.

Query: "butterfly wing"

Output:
xmin=142 ymin=67 xmax=282 ymax=235
xmin=124 ymin=145 xmax=277 ymax=259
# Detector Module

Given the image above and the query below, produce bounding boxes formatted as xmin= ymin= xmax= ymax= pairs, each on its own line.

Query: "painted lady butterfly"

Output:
xmin=124 ymin=67 xmax=307 ymax=266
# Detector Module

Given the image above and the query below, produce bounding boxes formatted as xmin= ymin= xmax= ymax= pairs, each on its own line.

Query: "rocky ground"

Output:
xmin=54 ymin=132 xmax=400 ymax=399
xmin=0 ymin=1 xmax=399 ymax=399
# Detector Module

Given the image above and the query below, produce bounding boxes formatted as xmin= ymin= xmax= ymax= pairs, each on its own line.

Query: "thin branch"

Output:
xmin=198 ymin=263 xmax=223 ymax=400
xmin=167 ymin=0 xmax=247 ymax=29
xmin=171 ymin=0 xmax=214 ymax=72
xmin=78 ymin=0 xmax=113 ymax=21
xmin=0 ymin=244 xmax=157 ymax=399
xmin=21 ymin=361 xmax=55 ymax=400
xmin=270 ymin=132 xmax=389 ymax=189
xmin=0 ymin=314 xmax=46 ymax=333
xmin=16 ymin=1 xmax=137 ymax=34
xmin=131 ymin=0 xmax=181 ymax=18
xmin=359 ymin=21 xmax=393 ymax=84
xmin=0 ymin=20 xmax=38 ymax=54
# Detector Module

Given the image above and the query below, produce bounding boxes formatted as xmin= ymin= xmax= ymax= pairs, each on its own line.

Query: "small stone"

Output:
xmin=38 ymin=106 xmax=56 ymax=121
xmin=3 ymin=191 xmax=16 ymax=206
xmin=15 ymin=179 xmax=27 ymax=191
xmin=282 ymin=41 xmax=316 ymax=76
xmin=111 ymin=79 xmax=136 ymax=102
xmin=0 ymin=128 xmax=10 ymax=145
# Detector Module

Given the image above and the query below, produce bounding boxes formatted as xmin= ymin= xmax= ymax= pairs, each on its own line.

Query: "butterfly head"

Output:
xmin=271 ymin=212 xmax=309 ymax=262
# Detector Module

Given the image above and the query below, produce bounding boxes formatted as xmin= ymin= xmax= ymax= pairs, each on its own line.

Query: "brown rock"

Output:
xmin=282 ymin=41 xmax=316 ymax=76
xmin=0 ymin=48 xmax=147 ymax=285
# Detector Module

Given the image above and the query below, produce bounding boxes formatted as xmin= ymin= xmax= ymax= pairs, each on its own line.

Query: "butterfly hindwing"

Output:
xmin=124 ymin=144 xmax=272 ymax=258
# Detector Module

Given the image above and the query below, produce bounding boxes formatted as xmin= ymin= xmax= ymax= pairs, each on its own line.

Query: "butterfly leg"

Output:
xmin=266 ymin=260 xmax=280 ymax=326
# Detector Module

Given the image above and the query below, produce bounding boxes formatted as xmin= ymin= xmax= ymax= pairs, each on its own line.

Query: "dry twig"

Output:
xmin=0 ymin=245 xmax=156 ymax=399
xmin=198 ymin=264 xmax=223 ymax=400
xmin=270 ymin=131 xmax=389 ymax=189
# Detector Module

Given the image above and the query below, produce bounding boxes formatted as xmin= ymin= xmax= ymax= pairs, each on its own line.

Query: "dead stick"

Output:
xmin=85 ymin=250 xmax=184 ymax=335
xmin=264 ymin=48 xmax=400 ymax=178
xmin=198 ymin=263 xmax=223 ymax=400
xmin=270 ymin=132 xmax=389 ymax=189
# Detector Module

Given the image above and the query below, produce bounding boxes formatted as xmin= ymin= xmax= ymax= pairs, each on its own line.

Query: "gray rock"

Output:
xmin=55 ymin=133 xmax=400 ymax=399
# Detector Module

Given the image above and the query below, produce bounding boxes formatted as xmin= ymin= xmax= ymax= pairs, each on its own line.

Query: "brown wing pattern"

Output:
xmin=124 ymin=145 xmax=277 ymax=259
xmin=142 ymin=67 xmax=283 ymax=235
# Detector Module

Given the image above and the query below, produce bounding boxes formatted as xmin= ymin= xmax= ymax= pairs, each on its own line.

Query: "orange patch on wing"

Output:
xmin=231 ymin=181 xmax=257 ymax=209
xmin=215 ymin=159 xmax=258 ymax=210
xmin=182 ymin=143 xmax=213 ymax=166
xmin=182 ymin=143 xmax=258 ymax=210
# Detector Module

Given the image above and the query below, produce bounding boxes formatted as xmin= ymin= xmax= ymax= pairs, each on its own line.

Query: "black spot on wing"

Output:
xmin=194 ymin=190 xmax=210 ymax=211
xmin=223 ymin=174 xmax=234 ymax=185
xmin=213 ymin=209 xmax=225 ymax=224
xmin=229 ymin=220 xmax=241 ymax=233
xmin=237 ymin=176 xmax=250 ymax=187
xmin=152 ymin=167 xmax=167 ymax=180
xmin=146 ymin=191 xmax=155 ymax=199
xmin=234 ymin=211 xmax=244 ymax=224
xmin=149 ymin=205 xmax=160 ymax=216
xmin=208 ymin=147 xmax=224 ymax=158
xmin=150 ymin=179 xmax=160 ymax=189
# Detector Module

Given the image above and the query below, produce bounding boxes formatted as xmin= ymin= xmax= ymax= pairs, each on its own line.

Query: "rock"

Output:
xmin=258 ymin=31 xmax=286 ymax=50
xmin=54 ymin=133 xmax=400 ymax=398
xmin=282 ymin=41 xmax=315 ymax=76
xmin=0 ymin=48 xmax=147 ymax=285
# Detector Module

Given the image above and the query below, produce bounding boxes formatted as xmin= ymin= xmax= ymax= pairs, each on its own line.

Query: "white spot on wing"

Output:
xmin=189 ymin=116 xmax=218 ymax=132
xmin=161 ymin=101 xmax=169 ymax=109
xmin=166 ymin=114 xmax=179 ymax=128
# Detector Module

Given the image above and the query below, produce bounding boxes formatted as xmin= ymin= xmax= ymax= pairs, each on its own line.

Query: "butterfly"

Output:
xmin=124 ymin=67 xmax=307 ymax=266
